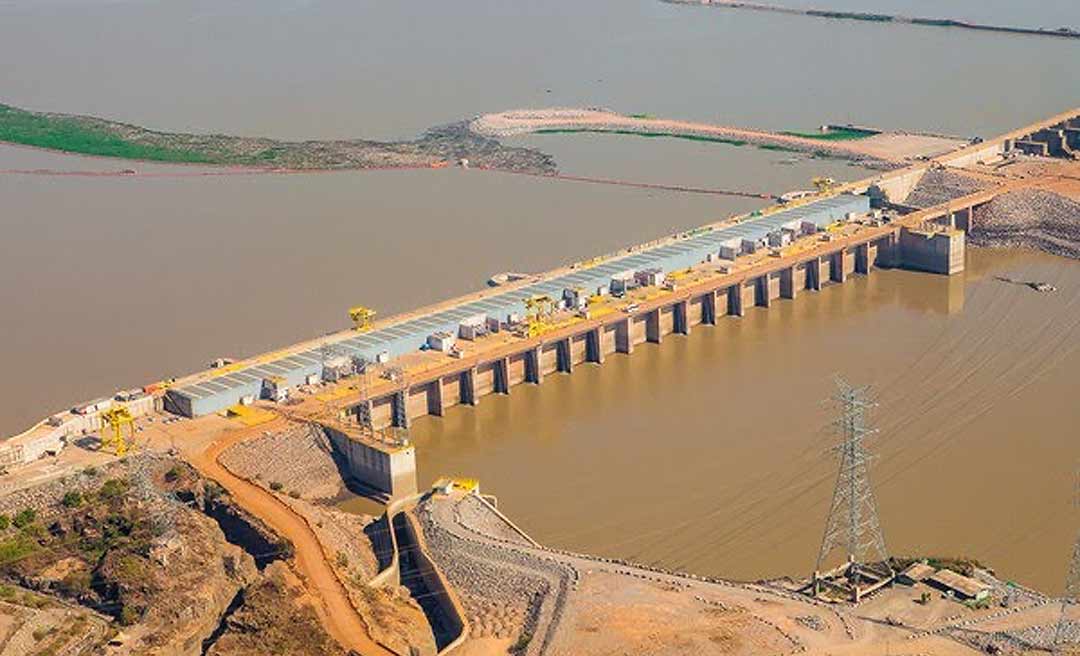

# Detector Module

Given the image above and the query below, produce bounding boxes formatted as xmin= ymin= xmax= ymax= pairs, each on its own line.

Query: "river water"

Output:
xmin=409 ymin=249 xmax=1080 ymax=594
xmin=1 ymin=0 xmax=1078 ymax=591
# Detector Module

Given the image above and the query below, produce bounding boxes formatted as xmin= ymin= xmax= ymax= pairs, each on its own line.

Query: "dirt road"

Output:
xmin=186 ymin=419 xmax=395 ymax=656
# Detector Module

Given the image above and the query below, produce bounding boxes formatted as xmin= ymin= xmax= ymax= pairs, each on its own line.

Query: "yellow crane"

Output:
xmin=100 ymin=405 xmax=135 ymax=457
xmin=523 ymin=295 xmax=556 ymax=338
xmin=812 ymin=177 xmax=837 ymax=194
xmin=348 ymin=306 xmax=376 ymax=332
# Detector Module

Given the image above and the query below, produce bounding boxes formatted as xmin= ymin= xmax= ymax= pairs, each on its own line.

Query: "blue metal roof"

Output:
xmin=167 ymin=194 xmax=868 ymax=415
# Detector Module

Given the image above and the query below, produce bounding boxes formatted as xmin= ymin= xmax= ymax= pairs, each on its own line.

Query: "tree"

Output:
xmin=12 ymin=509 xmax=36 ymax=529
xmin=62 ymin=491 xmax=83 ymax=508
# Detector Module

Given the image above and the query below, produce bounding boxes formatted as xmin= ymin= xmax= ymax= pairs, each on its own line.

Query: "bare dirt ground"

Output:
xmin=421 ymin=491 xmax=1076 ymax=656
xmin=471 ymin=108 xmax=967 ymax=165
xmin=183 ymin=418 xmax=397 ymax=656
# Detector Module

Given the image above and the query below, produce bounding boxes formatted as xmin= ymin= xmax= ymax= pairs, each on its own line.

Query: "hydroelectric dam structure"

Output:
xmin=6 ymin=107 xmax=1078 ymax=499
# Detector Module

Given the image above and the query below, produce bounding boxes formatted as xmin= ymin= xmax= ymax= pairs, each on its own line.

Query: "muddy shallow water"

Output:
xmin=409 ymin=249 xmax=1080 ymax=594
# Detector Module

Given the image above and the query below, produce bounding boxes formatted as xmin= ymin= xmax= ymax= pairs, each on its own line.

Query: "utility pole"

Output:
xmin=813 ymin=377 xmax=891 ymax=602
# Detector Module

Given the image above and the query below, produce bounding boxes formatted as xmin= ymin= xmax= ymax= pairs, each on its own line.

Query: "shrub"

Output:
xmin=336 ymin=551 xmax=348 ymax=568
xmin=0 ymin=515 xmax=9 ymax=530
xmin=0 ymin=536 xmax=37 ymax=565
xmin=83 ymin=466 xmax=98 ymax=477
xmin=98 ymin=478 xmax=129 ymax=501
xmin=288 ymin=490 xmax=300 ymax=499
xmin=164 ymin=465 xmax=184 ymax=483
xmin=269 ymin=481 xmax=284 ymax=492
xmin=61 ymin=491 xmax=83 ymax=508
xmin=12 ymin=509 xmax=36 ymax=529
xmin=118 ymin=604 xmax=140 ymax=626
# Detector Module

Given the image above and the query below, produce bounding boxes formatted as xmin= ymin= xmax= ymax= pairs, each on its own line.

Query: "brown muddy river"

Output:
xmin=410 ymin=249 xmax=1080 ymax=594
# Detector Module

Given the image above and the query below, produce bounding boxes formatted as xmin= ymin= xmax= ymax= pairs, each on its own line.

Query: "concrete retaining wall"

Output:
xmin=324 ymin=425 xmax=417 ymax=500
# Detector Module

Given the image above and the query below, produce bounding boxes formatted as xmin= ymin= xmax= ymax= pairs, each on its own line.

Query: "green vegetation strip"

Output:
xmin=535 ymin=128 xmax=748 ymax=147
xmin=780 ymin=128 xmax=875 ymax=141
xmin=0 ymin=104 xmax=214 ymax=163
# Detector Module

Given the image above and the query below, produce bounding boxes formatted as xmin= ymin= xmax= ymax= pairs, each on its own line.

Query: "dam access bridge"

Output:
xmin=3 ymin=107 xmax=1078 ymax=498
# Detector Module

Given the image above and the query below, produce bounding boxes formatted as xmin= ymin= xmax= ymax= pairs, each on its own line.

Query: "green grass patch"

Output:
xmin=759 ymin=144 xmax=799 ymax=152
xmin=534 ymin=128 xmax=747 ymax=147
xmin=780 ymin=128 xmax=876 ymax=141
xmin=0 ymin=534 xmax=38 ymax=566
xmin=0 ymin=104 xmax=214 ymax=163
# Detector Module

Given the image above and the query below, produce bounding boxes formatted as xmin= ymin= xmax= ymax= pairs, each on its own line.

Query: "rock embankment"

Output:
xmin=971 ymin=190 xmax=1080 ymax=259
xmin=903 ymin=168 xmax=993 ymax=208
xmin=220 ymin=424 xmax=345 ymax=500
xmin=418 ymin=496 xmax=575 ymax=653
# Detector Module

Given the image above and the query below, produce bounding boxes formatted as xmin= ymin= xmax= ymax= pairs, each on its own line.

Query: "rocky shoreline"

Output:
xmin=0 ymin=103 xmax=556 ymax=174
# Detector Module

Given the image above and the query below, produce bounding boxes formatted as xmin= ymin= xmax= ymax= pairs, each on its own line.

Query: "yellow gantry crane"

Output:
xmin=348 ymin=306 xmax=376 ymax=332
xmin=523 ymin=294 xmax=556 ymax=338
xmin=812 ymin=176 xmax=837 ymax=194
xmin=100 ymin=405 xmax=135 ymax=457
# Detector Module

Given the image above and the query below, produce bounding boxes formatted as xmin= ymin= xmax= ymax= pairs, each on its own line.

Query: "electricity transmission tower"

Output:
xmin=813 ymin=377 xmax=892 ymax=601
xmin=1054 ymin=465 xmax=1080 ymax=651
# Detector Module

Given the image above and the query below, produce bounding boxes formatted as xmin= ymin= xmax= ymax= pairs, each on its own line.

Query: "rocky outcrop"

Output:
xmin=206 ymin=561 xmax=348 ymax=656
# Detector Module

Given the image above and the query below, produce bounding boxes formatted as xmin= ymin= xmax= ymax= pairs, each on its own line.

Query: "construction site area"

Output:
xmin=1 ymin=103 xmax=1079 ymax=655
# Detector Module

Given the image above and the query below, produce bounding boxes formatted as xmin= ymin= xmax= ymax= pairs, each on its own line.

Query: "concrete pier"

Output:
xmin=586 ymin=328 xmax=604 ymax=363
xmin=646 ymin=309 xmax=663 ymax=343
xmin=780 ymin=266 xmax=798 ymax=299
xmin=899 ymin=227 xmax=965 ymax=275
xmin=460 ymin=368 xmax=478 ymax=406
xmin=493 ymin=357 xmax=510 ymax=394
xmin=855 ymin=243 xmax=870 ymax=275
xmin=807 ymin=259 xmax=822 ymax=291
xmin=830 ymin=249 xmax=846 ymax=283
xmin=556 ymin=338 xmax=573 ymax=373
xmin=427 ymin=381 xmax=443 ymax=416
xmin=615 ymin=318 xmax=634 ymax=354
xmin=673 ymin=300 xmax=691 ymax=335
xmin=702 ymin=291 xmax=717 ymax=325
xmin=727 ymin=284 xmax=744 ymax=317
xmin=525 ymin=346 xmax=542 ymax=384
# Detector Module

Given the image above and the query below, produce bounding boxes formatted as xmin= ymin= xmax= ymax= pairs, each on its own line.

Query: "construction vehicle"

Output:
xmin=522 ymin=295 xmax=556 ymax=338
xmin=100 ymin=405 xmax=135 ymax=457
xmin=812 ymin=177 xmax=837 ymax=194
xmin=348 ymin=306 xmax=376 ymax=332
